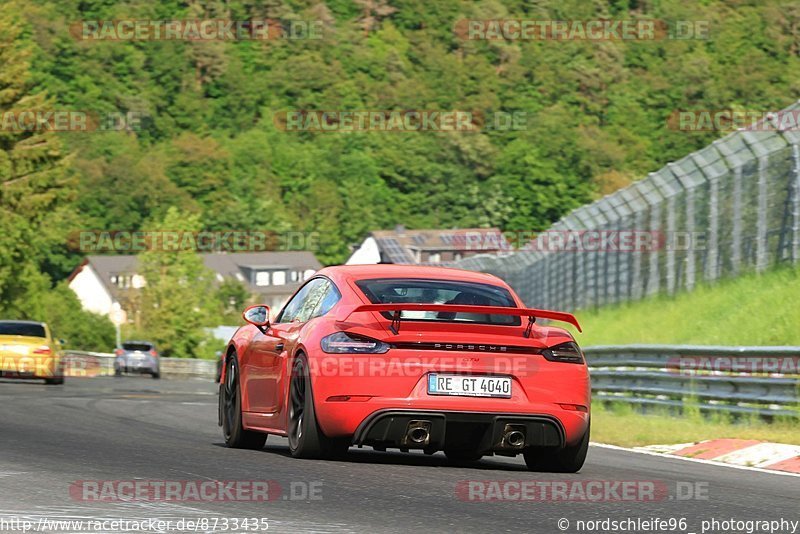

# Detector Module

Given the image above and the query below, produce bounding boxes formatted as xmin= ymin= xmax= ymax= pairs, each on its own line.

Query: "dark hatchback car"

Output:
xmin=114 ymin=341 xmax=160 ymax=379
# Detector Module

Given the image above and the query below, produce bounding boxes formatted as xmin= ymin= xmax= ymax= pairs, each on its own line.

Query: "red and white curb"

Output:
xmin=593 ymin=439 xmax=800 ymax=476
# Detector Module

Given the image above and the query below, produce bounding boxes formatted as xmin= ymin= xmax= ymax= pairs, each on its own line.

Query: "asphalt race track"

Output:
xmin=1 ymin=377 xmax=797 ymax=533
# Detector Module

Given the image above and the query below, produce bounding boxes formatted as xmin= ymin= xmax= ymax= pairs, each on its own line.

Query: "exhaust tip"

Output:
xmin=501 ymin=424 xmax=526 ymax=449
xmin=506 ymin=430 xmax=525 ymax=448
xmin=405 ymin=420 xmax=432 ymax=446
xmin=409 ymin=427 xmax=429 ymax=444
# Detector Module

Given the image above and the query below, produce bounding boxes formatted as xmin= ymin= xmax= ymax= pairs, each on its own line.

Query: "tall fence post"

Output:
xmin=666 ymin=195 xmax=677 ymax=295
xmin=670 ymin=162 xmax=697 ymax=292
xmin=631 ymin=206 xmax=644 ymax=300
xmin=756 ymin=156 xmax=769 ymax=273
xmin=793 ymin=143 xmax=800 ymax=264
xmin=732 ymin=166 xmax=743 ymax=275
xmin=706 ymin=175 xmax=720 ymax=281
xmin=647 ymin=202 xmax=661 ymax=296
xmin=685 ymin=190 xmax=696 ymax=291
xmin=575 ymin=240 xmax=586 ymax=309
xmin=543 ymin=251 xmax=551 ymax=309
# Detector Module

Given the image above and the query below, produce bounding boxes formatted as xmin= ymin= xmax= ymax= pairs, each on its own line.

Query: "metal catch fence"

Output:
xmin=455 ymin=101 xmax=800 ymax=311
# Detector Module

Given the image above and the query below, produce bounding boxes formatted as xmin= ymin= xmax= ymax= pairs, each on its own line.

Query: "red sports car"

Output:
xmin=219 ymin=264 xmax=590 ymax=472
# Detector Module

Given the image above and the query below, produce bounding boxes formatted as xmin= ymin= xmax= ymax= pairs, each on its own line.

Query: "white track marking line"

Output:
xmin=590 ymin=442 xmax=800 ymax=478
xmin=635 ymin=442 xmax=697 ymax=454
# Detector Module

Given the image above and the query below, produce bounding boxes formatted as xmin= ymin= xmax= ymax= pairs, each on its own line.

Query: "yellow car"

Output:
xmin=0 ymin=320 xmax=64 ymax=385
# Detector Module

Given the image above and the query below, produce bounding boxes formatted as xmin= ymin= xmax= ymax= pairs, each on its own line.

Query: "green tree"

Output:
xmin=217 ymin=277 xmax=251 ymax=323
xmin=0 ymin=4 xmax=73 ymax=314
xmin=39 ymin=284 xmax=116 ymax=352
xmin=5 ymin=0 xmax=800 ymax=274
xmin=137 ymin=207 xmax=222 ymax=358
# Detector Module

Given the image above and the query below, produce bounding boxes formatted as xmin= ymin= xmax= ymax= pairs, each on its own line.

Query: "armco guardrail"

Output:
xmin=62 ymin=351 xmax=217 ymax=379
xmin=158 ymin=358 xmax=217 ymax=378
xmin=585 ymin=345 xmax=800 ymax=418
xmin=62 ymin=351 xmax=115 ymax=377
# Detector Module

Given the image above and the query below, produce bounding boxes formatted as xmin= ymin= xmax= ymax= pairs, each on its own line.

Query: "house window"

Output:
xmin=235 ymin=273 xmax=245 ymax=282
xmin=272 ymin=271 xmax=286 ymax=286
xmin=290 ymin=271 xmax=298 ymax=282
xmin=428 ymin=253 xmax=441 ymax=263
xmin=255 ymin=271 xmax=270 ymax=286
xmin=303 ymin=269 xmax=315 ymax=280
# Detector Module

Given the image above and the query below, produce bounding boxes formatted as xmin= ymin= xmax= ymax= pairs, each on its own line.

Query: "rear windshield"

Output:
xmin=122 ymin=342 xmax=154 ymax=352
xmin=0 ymin=322 xmax=46 ymax=338
xmin=355 ymin=278 xmax=520 ymax=326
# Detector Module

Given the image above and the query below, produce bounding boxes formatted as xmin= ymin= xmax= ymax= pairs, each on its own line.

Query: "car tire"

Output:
xmin=523 ymin=422 xmax=589 ymax=473
xmin=220 ymin=354 xmax=267 ymax=450
xmin=288 ymin=356 xmax=349 ymax=460
xmin=45 ymin=360 xmax=65 ymax=385
xmin=152 ymin=371 xmax=160 ymax=379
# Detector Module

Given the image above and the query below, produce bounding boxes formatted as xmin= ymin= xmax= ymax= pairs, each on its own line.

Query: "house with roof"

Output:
xmin=346 ymin=226 xmax=511 ymax=265
xmin=67 ymin=251 xmax=321 ymax=321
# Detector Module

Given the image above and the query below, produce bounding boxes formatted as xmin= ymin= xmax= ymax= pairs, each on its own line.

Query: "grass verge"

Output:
xmin=572 ymin=265 xmax=800 ymax=346
xmin=591 ymin=402 xmax=800 ymax=447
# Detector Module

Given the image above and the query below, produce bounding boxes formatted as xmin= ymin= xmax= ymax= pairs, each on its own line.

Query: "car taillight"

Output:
xmin=33 ymin=346 xmax=52 ymax=355
xmin=541 ymin=341 xmax=584 ymax=364
xmin=320 ymin=332 xmax=390 ymax=354
xmin=115 ymin=348 xmax=124 ymax=356
xmin=149 ymin=349 xmax=158 ymax=357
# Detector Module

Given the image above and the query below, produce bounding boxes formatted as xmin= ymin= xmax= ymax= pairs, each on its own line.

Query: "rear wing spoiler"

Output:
xmin=335 ymin=303 xmax=581 ymax=336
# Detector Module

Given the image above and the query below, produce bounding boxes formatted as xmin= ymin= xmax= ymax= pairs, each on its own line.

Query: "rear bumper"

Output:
xmin=312 ymin=368 xmax=590 ymax=447
xmin=0 ymin=355 xmax=60 ymax=378
xmin=353 ymin=409 xmax=564 ymax=453
xmin=117 ymin=366 xmax=158 ymax=374
xmin=317 ymin=395 xmax=589 ymax=448
xmin=115 ymin=356 xmax=158 ymax=374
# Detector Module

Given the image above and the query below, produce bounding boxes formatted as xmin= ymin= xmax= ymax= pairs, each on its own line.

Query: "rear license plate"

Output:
xmin=427 ymin=374 xmax=512 ymax=398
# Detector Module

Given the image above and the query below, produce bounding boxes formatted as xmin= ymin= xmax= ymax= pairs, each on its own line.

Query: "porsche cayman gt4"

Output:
xmin=219 ymin=264 xmax=590 ymax=472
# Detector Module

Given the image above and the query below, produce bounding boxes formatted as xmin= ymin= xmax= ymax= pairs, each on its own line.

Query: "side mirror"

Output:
xmin=243 ymin=305 xmax=270 ymax=331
